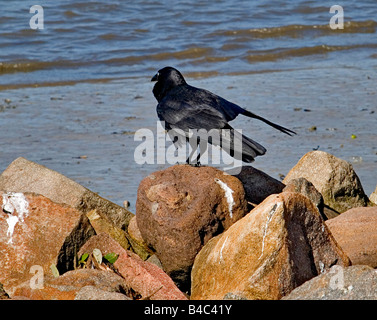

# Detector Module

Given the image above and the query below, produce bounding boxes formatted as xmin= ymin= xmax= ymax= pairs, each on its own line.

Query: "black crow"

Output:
xmin=151 ymin=66 xmax=295 ymax=165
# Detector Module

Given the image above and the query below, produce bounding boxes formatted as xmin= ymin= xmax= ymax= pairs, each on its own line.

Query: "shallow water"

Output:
xmin=1 ymin=1 xmax=377 ymax=86
xmin=0 ymin=1 xmax=376 ymax=209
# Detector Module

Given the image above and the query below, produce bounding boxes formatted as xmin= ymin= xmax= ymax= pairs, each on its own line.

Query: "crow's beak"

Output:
xmin=151 ymin=72 xmax=158 ymax=82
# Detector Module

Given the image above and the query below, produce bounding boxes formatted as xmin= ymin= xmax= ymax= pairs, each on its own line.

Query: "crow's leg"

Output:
xmin=195 ymin=138 xmax=208 ymax=167
xmin=186 ymin=145 xmax=200 ymax=166
xmin=172 ymin=136 xmax=181 ymax=165
xmin=186 ymin=136 xmax=201 ymax=166
xmin=186 ymin=137 xmax=209 ymax=167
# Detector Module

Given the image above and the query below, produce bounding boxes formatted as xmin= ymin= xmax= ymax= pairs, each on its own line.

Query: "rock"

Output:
xmin=283 ymin=151 xmax=371 ymax=213
xmin=190 ymin=192 xmax=350 ymax=300
xmin=0 ymin=191 xmax=95 ymax=297
xmin=13 ymin=269 xmax=132 ymax=300
xmin=229 ymin=165 xmax=285 ymax=205
xmin=223 ymin=292 xmax=248 ymax=300
xmin=78 ymin=233 xmax=187 ymax=300
xmin=75 ymin=286 xmax=131 ymax=300
xmin=0 ymin=157 xmax=150 ymax=259
xmin=86 ymin=209 xmax=131 ymax=251
xmin=0 ymin=282 xmax=9 ymax=300
xmin=282 ymin=177 xmax=339 ymax=220
xmin=283 ymin=177 xmax=325 ymax=218
xmin=283 ymin=265 xmax=377 ymax=300
xmin=370 ymin=186 xmax=377 ymax=205
xmin=0 ymin=157 xmax=133 ymax=230
xmin=325 ymin=206 xmax=377 ymax=267
xmin=127 ymin=215 xmax=154 ymax=260
xmin=136 ymin=164 xmax=248 ymax=292
xmin=146 ymin=254 xmax=164 ymax=270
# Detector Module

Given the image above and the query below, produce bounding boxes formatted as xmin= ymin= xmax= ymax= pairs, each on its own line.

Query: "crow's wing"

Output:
xmin=157 ymin=84 xmax=295 ymax=136
xmin=156 ymin=85 xmax=240 ymax=131
xmin=156 ymin=85 xmax=266 ymax=161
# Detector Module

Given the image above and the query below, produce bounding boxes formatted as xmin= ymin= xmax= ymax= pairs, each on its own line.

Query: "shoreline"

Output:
xmin=0 ymin=67 xmax=376 ymax=208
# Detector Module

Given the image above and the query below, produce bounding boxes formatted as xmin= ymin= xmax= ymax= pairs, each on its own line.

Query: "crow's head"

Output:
xmin=151 ymin=66 xmax=186 ymax=102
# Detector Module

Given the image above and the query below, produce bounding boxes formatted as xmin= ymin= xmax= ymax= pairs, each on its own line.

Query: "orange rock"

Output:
xmin=326 ymin=206 xmax=377 ymax=267
xmin=0 ymin=191 xmax=95 ymax=297
xmin=136 ymin=164 xmax=248 ymax=292
xmin=191 ymin=192 xmax=350 ymax=300
xmin=0 ymin=157 xmax=134 ymax=230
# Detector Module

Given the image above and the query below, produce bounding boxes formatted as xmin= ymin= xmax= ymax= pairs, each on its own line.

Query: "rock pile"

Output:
xmin=136 ymin=165 xmax=248 ymax=292
xmin=283 ymin=150 xmax=372 ymax=213
xmin=0 ymin=157 xmax=183 ymax=300
xmin=0 ymin=150 xmax=376 ymax=300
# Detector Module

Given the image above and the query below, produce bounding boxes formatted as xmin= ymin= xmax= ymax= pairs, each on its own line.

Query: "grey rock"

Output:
xmin=283 ymin=151 xmax=371 ymax=213
xmin=283 ymin=265 xmax=377 ymax=300
xmin=75 ymin=286 xmax=131 ymax=300
xmin=0 ymin=157 xmax=134 ymax=230
xmin=229 ymin=165 xmax=285 ymax=205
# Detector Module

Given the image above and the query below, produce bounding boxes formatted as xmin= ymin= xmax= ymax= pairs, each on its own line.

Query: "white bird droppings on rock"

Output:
xmin=2 ymin=192 xmax=29 ymax=244
xmin=215 ymin=178 xmax=234 ymax=218
xmin=259 ymin=202 xmax=283 ymax=260
xmin=219 ymin=236 xmax=228 ymax=264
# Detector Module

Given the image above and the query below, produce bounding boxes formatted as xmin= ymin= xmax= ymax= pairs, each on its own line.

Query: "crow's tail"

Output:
xmin=220 ymin=124 xmax=266 ymax=163
xmin=242 ymin=110 xmax=296 ymax=136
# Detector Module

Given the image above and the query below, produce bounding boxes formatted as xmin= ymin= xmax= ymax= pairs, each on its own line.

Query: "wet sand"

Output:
xmin=0 ymin=65 xmax=376 ymax=209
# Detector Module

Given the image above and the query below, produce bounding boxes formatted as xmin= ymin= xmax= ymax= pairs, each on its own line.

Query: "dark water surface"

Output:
xmin=0 ymin=1 xmax=376 ymax=208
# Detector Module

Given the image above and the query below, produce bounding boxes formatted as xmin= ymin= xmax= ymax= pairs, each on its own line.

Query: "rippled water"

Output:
xmin=1 ymin=0 xmax=377 ymax=86
xmin=0 ymin=1 xmax=376 ymax=208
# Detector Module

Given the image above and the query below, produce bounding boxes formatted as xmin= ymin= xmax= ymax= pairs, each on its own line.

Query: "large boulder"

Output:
xmin=0 ymin=157 xmax=133 ymax=230
xmin=136 ymin=164 xmax=248 ymax=292
xmin=325 ymin=206 xmax=377 ymax=267
xmin=283 ymin=265 xmax=377 ymax=300
xmin=191 ymin=192 xmax=350 ymax=300
xmin=283 ymin=151 xmax=371 ymax=213
xmin=0 ymin=191 xmax=95 ymax=296
xmin=0 ymin=157 xmax=153 ymax=259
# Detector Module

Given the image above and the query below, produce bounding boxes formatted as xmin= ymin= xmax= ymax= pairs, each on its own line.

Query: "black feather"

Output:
xmin=151 ymin=66 xmax=295 ymax=164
